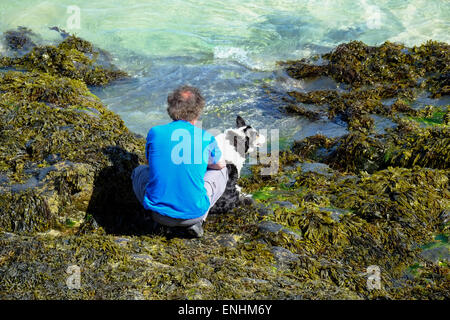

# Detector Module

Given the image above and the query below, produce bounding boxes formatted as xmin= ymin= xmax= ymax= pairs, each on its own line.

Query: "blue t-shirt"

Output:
xmin=142 ymin=120 xmax=222 ymax=219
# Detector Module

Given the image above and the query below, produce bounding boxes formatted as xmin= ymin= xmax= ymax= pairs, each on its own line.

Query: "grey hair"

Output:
xmin=167 ymin=85 xmax=205 ymax=121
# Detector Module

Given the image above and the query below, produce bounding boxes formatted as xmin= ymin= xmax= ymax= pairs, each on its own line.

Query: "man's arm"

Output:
xmin=145 ymin=130 xmax=151 ymax=165
xmin=207 ymin=136 xmax=225 ymax=170
xmin=207 ymin=160 xmax=226 ymax=170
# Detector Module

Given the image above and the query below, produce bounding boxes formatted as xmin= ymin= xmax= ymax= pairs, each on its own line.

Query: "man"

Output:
xmin=131 ymin=85 xmax=228 ymax=238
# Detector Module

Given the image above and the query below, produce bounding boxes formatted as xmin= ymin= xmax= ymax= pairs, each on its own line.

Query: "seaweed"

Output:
xmin=0 ymin=31 xmax=143 ymax=234
xmin=281 ymin=40 xmax=449 ymax=133
xmin=239 ymin=158 xmax=449 ymax=299
xmin=1 ymin=34 xmax=128 ymax=86
xmin=1 ymin=31 xmax=449 ymax=300
xmin=3 ymin=27 xmax=37 ymax=51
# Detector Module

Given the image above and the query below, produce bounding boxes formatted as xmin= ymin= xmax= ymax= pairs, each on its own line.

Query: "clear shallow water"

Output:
xmin=1 ymin=0 xmax=449 ymax=138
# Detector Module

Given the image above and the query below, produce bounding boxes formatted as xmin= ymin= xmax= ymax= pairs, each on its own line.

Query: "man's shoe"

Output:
xmin=186 ymin=222 xmax=204 ymax=238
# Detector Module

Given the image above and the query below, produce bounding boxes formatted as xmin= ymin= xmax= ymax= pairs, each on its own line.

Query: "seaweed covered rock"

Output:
xmin=2 ymin=26 xmax=37 ymax=52
xmin=239 ymin=155 xmax=450 ymax=299
xmin=0 ymin=33 xmax=144 ymax=234
xmin=1 ymin=31 xmax=448 ymax=300
xmin=291 ymin=118 xmax=449 ymax=173
xmin=281 ymin=40 xmax=449 ymax=135
xmin=244 ymin=39 xmax=450 ymax=299
xmin=0 ymin=31 xmax=127 ymax=86
xmin=286 ymin=40 xmax=449 ymax=92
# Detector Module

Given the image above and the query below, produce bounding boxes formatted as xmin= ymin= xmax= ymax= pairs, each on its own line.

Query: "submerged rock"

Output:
xmin=0 ymin=32 xmax=128 ymax=86
xmin=2 ymin=27 xmax=37 ymax=52
xmin=420 ymin=246 xmax=449 ymax=265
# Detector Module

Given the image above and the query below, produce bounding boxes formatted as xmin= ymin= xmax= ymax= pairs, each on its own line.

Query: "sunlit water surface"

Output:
xmin=1 ymin=0 xmax=449 ymax=141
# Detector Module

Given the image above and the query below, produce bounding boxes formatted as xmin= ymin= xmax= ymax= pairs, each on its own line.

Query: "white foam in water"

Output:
xmin=213 ymin=46 xmax=271 ymax=71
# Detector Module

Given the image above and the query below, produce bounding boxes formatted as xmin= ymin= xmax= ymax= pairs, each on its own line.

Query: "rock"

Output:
xmin=254 ymin=203 xmax=274 ymax=217
xmin=196 ymin=278 xmax=215 ymax=289
xmin=273 ymin=200 xmax=297 ymax=209
xmin=271 ymin=246 xmax=300 ymax=266
xmin=257 ymin=221 xmax=302 ymax=241
xmin=130 ymin=254 xmax=173 ymax=269
xmin=420 ymin=246 xmax=450 ymax=265
xmin=258 ymin=221 xmax=284 ymax=234
xmin=300 ymin=162 xmax=334 ymax=176
xmin=0 ymin=232 xmax=16 ymax=240
xmin=319 ymin=207 xmax=351 ymax=223
xmin=114 ymin=237 xmax=131 ymax=247
xmin=216 ymin=234 xmax=241 ymax=248
xmin=280 ymin=228 xmax=302 ymax=240
xmin=123 ymin=290 xmax=145 ymax=300
xmin=241 ymin=277 xmax=269 ymax=285
xmin=0 ymin=32 xmax=145 ymax=235
xmin=2 ymin=27 xmax=37 ymax=52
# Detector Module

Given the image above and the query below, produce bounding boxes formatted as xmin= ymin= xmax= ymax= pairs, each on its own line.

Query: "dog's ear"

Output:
xmin=236 ymin=115 xmax=246 ymax=128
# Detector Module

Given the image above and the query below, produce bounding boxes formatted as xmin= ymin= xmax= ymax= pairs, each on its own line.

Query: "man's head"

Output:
xmin=167 ymin=85 xmax=205 ymax=122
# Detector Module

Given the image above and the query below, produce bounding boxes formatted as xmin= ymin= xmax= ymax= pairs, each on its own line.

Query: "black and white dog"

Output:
xmin=209 ymin=116 xmax=265 ymax=214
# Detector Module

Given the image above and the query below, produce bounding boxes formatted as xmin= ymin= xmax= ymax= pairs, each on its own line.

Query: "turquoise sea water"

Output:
xmin=1 ymin=0 xmax=449 ymax=137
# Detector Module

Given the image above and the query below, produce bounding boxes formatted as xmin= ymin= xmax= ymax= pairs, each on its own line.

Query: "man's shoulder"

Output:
xmin=147 ymin=122 xmax=175 ymax=138
xmin=147 ymin=121 xmax=216 ymax=143
xmin=201 ymin=128 xmax=216 ymax=141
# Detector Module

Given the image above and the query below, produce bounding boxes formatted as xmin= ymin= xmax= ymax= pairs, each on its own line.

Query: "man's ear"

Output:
xmin=236 ymin=115 xmax=246 ymax=128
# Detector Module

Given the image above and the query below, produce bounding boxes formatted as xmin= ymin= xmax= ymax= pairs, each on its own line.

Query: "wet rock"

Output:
xmin=420 ymin=247 xmax=450 ymax=265
xmin=114 ymin=237 xmax=132 ymax=247
xmin=254 ymin=202 xmax=274 ymax=217
xmin=280 ymin=60 xmax=328 ymax=79
xmin=299 ymin=162 xmax=334 ymax=176
xmin=196 ymin=278 xmax=215 ymax=289
xmin=216 ymin=234 xmax=241 ymax=248
xmin=1 ymin=33 xmax=128 ymax=86
xmin=319 ymin=207 xmax=351 ymax=223
xmin=0 ymin=30 xmax=145 ymax=235
xmin=2 ymin=27 xmax=37 ymax=52
xmin=241 ymin=277 xmax=269 ymax=285
xmin=0 ymin=232 xmax=16 ymax=240
xmin=273 ymin=200 xmax=297 ymax=209
xmin=271 ymin=246 xmax=300 ymax=266
xmin=257 ymin=221 xmax=302 ymax=241
xmin=123 ymin=289 xmax=145 ymax=300
xmin=258 ymin=221 xmax=284 ymax=234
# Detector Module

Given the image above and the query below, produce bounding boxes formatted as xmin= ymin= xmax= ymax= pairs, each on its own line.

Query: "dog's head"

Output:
xmin=225 ymin=116 xmax=266 ymax=157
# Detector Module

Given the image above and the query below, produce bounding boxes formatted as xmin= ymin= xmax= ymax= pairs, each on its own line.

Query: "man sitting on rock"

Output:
xmin=131 ymin=85 xmax=228 ymax=238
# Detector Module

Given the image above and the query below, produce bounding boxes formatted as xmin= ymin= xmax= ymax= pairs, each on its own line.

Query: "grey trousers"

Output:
xmin=131 ymin=165 xmax=228 ymax=227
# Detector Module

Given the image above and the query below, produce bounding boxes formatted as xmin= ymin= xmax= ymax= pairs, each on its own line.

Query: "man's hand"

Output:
xmin=207 ymin=159 xmax=226 ymax=170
